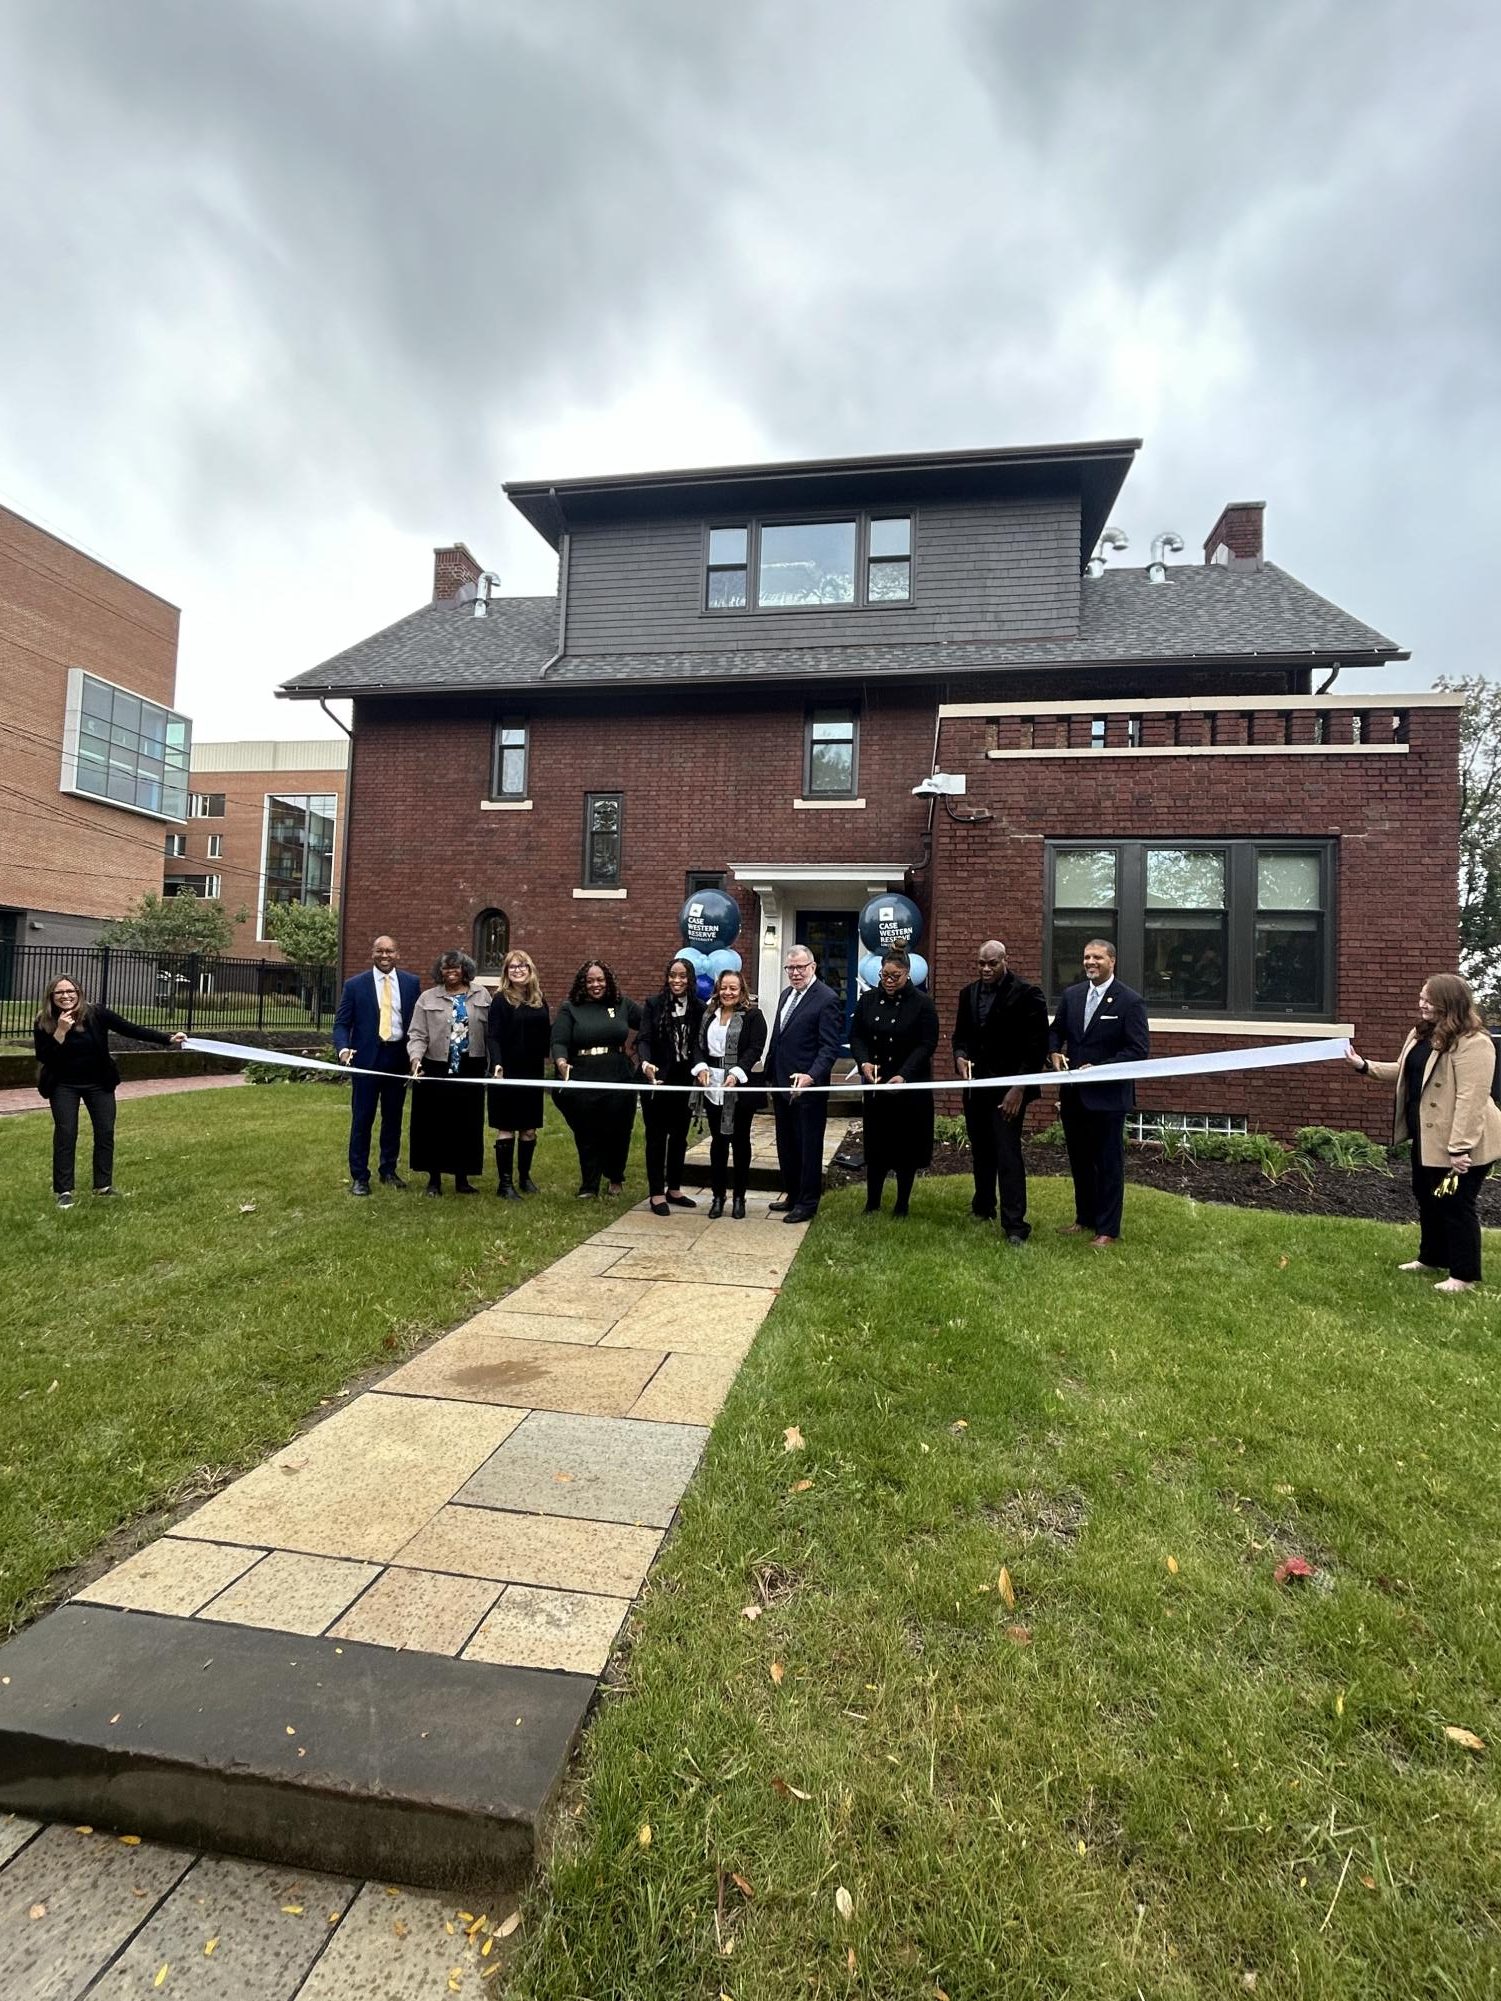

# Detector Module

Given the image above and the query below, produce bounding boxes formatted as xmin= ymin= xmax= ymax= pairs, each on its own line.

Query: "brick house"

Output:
xmin=0 ymin=503 xmax=188 ymax=967
xmin=278 ymin=442 xmax=1458 ymax=1139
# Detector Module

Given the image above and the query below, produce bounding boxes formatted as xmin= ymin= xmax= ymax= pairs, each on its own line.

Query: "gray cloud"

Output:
xmin=0 ymin=0 xmax=1493 ymax=732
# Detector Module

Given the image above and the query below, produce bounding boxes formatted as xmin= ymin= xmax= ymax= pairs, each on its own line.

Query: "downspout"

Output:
xmin=539 ymin=487 xmax=571 ymax=676
xmin=319 ymin=697 xmax=355 ymax=980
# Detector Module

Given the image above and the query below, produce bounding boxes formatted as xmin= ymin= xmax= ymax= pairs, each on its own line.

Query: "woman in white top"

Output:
xmin=691 ymin=969 xmax=767 ymax=1219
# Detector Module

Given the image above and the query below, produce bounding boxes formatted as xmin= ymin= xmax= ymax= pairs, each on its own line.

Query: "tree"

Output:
xmin=97 ymin=890 xmax=242 ymax=957
xmin=1438 ymin=676 xmax=1501 ymax=1008
xmin=263 ymin=900 xmax=340 ymax=969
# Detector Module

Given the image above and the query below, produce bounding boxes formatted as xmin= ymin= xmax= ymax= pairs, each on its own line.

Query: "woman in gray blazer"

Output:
xmin=407 ymin=950 xmax=492 ymax=1196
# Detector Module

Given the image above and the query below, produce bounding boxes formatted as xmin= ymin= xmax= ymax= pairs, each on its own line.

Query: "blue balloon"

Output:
xmin=678 ymin=946 xmax=710 ymax=975
xmin=908 ymin=952 xmax=929 ymax=988
xmin=695 ymin=972 xmax=715 ymax=1001
xmin=679 ymin=889 xmax=741 ymax=951
xmin=858 ymin=892 xmax=924 ymax=954
xmin=858 ymin=952 xmax=883 ymax=989
xmin=706 ymin=947 xmax=742 ymax=978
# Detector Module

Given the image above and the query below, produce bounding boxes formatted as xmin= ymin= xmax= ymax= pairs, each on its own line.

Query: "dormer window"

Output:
xmin=704 ymin=514 xmax=913 ymax=613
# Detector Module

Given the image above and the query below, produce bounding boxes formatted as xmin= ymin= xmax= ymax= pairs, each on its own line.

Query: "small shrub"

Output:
xmin=934 ymin=1114 xmax=969 ymax=1149
xmin=244 ymin=1059 xmax=343 ymax=1087
xmin=1031 ymin=1120 xmax=1066 ymax=1148
xmin=1153 ymin=1126 xmax=1198 ymax=1164
xmin=1294 ymin=1126 xmax=1391 ymax=1175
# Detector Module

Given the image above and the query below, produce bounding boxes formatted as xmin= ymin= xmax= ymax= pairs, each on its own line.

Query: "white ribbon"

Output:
xmin=184 ymin=1035 xmax=1350 ymax=1096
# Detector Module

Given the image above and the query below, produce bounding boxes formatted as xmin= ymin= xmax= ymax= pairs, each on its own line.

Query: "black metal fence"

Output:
xmin=0 ymin=944 xmax=337 ymax=1041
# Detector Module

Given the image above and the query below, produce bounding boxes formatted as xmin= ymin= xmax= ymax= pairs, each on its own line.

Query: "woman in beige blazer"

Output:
xmin=1347 ymin=972 xmax=1500 ymax=1291
xmin=407 ymin=950 xmax=492 ymax=1196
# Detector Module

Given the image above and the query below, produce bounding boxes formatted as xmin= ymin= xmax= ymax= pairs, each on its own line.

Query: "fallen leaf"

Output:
xmin=1241 ymin=1977 xmax=1258 ymax=1994
xmin=937 ymin=1990 xmax=951 ymax=2000
xmin=465 ymin=1913 xmax=487 ymax=1936
xmin=552 ymin=1472 xmax=574 ymax=1484
xmin=1335 ymin=1692 xmax=1345 ymax=1716
xmin=458 ymin=1911 xmax=476 ymax=1924
xmin=997 ymin=1566 xmax=1016 ymax=1610
xmin=1076 ymin=1839 xmax=1087 ymax=1857
xmin=47 ymin=1380 xmax=59 ymax=1394
xmin=783 ymin=1425 xmax=805 ymax=1452
xmin=239 ymin=1202 xmax=256 ymax=1214
xmin=731 ymin=1871 xmax=754 ymax=1899
xmin=1004 ymin=1624 xmax=1032 ymax=1646
xmin=1277 ymin=1255 xmax=1289 ymax=1269
xmin=385 ymin=1886 xmax=402 ymax=1898
xmin=482 ymin=1937 xmax=494 ymax=1957
xmin=847 ymin=1946 xmax=858 ymax=1972
xmin=327 ymin=1911 xmax=340 ymax=1924
xmin=204 ymin=1938 xmax=219 ymax=1955
xmin=770 ymin=1777 xmax=811 ymax=1801
xmin=285 ymin=1726 xmax=297 ymax=1736
xmin=281 ymin=1905 xmax=304 ymax=1916
xmin=791 ymin=1478 xmax=814 ymax=1493
xmin=75 ymin=1825 xmax=93 ymax=1834
xmin=109 ymin=1714 xmax=122 ymax=1726
xmin=1444 ymin=1725 xmax=1486 ymax=1752
xmin=28 ymin=1903 xmax=46 ymax=1920
xmin=949 ymin=1419 xmax=969 ymax=1433
xmin=119 ymin=1833 xmax=141 ymax=1846
xmin=834 ymin=1885 xmax=854 ymax=1921
xmin=638 ymin=1824 xmax=652 ymax=1847
xmin=1166 ymin=1555 xmax=1179 ymax=1575
xmin=1360 ymin=1875 xmax=1377 ymax=1890
xmin=740 ymin=1604 xmax=763 ymax=1621
xmin=496 ymin=1911 xmax=522 ymax=1939
xmin=154 ymin=1969 xmax=169 ymax=1990
xmin=393 ymin=1920 xmax=409 ymax=1938
xmin=770 ymin=1661 xmax=785 ymax=1687
xmin=1273 ymin=1555 xmax=1316 ymax=1586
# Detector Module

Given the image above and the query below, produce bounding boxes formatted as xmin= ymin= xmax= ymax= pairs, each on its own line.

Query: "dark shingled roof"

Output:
xmin=279 ymin=562 xmax=1403 ymax=701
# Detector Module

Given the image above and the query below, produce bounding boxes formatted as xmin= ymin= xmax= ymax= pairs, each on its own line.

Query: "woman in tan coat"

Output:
xmin=407 ymin=950 xmax=492 ymax=1196
xmin=1347 ymin=973 xmax=1500 ymax=1291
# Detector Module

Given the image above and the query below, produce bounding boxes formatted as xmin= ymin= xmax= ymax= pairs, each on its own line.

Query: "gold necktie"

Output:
xmin=378 ymin=974 xmax=392 ymax=1041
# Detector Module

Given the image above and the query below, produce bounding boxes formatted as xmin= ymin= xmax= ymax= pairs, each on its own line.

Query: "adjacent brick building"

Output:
xmin=0 ymin=503 xmax=187 ymax=965
xmin=280 ymin=441 xmax=1457 ymax=1138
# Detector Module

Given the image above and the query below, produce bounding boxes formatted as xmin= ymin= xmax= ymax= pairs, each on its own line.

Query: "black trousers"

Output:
xmin=348 ymin=1043 xmax=410 ymax=1179
xmin=1060 ymin=1097 xmax=1127 ymax=1238
xmin=643 ymin=1088 xmax=693 ymax=1196
xmin=773 ymin=1089 xmax=829 ymax=1212
xmin=707 ymin=1103 xmax=754 ymax=1199
xmin=1413 ymin=1158 xmax=1491 ymax=1282
xmin=566 ymin=1093 xmax=637 ymax=1191
xmin=965 ymin=1086 xmax=1030 ymax=1237
xmin=49 ymin=1084 xmax=117 ymax=1194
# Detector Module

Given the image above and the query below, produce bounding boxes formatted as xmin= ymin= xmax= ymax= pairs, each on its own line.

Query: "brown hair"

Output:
xmin=35 ymin=973 xmax=90 ymax=1033
xmin=498 ymin=948 xmax=543 ymax=1009
xmin=710 ymin=969 xmax=750 ymax=1012
xmin=1421 ymin=972 xmax=1485 ymax=1055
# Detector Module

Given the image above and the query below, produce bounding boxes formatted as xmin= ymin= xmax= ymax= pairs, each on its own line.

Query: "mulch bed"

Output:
xmin=830 ymin=1126 xmax=1500 ymax=1225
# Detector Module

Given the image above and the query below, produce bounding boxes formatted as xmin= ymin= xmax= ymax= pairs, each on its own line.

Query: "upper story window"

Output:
xmin=61 ymin=669 xmax=191 ymax=824
xmin=686 ymin=869 xmax=727 ymax=894
xmin=584 ymin=792 xmax=623 ymax=888
xmin=804 ymin=708 xmax=859 ymax=798
xmin=490 ymin=719 xmax=528 ymax=799
xmin=164 ymin=832 xmax=186 ymax=858
xmin=261 ymin=793 xmax=336 ymax=936
xmin=705 ymin=515 xmax=913 ymax=613
xmin=1046 ymin=840 xmax=1333 ymax=1018
xmin=206 ymin=833 xmax=223 ymax=859
xmin=189 ymin=792 xmax=226 ymax=818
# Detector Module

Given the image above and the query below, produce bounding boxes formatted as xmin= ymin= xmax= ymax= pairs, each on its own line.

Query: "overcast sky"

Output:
xmin=3 ymin=0 xmax=1494 ymax=739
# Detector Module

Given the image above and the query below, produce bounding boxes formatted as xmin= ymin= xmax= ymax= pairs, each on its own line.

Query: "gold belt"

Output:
xmin=576 ymin=1045 xmax=612 ymax=1056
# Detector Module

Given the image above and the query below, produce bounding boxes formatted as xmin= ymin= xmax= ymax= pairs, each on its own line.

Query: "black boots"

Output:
xmin=495 ymin=1136 xmax=521 ymax=1200
xmin=731 ymin=1194 xmax=746 ymax=1219
xmin=517 ymin=1136 xmax=539 ymax=1194
xmin=708 ymin=1195 xmax=725 ymax=1219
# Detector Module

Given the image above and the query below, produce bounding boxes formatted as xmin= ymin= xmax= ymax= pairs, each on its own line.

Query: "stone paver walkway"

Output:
xmin=0 ymin=1072 xmax=245 ymax=1117
xmin=0 ymin=1192 xmax=808 ymax=1996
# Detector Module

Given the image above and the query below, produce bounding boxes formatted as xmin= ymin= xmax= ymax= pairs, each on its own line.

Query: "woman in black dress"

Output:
xmin=638 ymin=955 xmax=705 ymax=1218
xmin=691 ymin=968 xmax=767 ymax=1220
xmin=33 ymin=973 xmax=187 ymax=1207
xmin=407 ymin=950 xmax=491 ymax=1195
xmin=850 ymin=948 xmax=940 ymax=1217
xmin=551 ymin=960 xmax=640 ymax=1198
xmin=486 ymin=947 xmax=550 ymax=1199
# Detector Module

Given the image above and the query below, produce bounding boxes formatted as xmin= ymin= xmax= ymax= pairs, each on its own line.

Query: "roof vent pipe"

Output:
xmin=1147 ymin=531 xmax=1184 ymax=584
xmin=472 ymin=570 xmax=502 ymax=618
xmin=1085 ymin=526 xmax=1129 ymax=579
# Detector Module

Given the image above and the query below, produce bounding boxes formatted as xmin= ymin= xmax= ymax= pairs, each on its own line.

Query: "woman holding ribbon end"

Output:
xmin=850 ymin=948 xmax=940 ymax=1217
xmin=33 ymin=974 xmax=187 ymax=1207
xmin=1347 ymin=972 xmax=1501 ymax=1291
xmin=407 ymin=950 xmax=491 ymax=1196
xmin=551 ymin=960 xmax=640 ymax=1198
xmin=692 ymin=968 xmax=767 ymax=1219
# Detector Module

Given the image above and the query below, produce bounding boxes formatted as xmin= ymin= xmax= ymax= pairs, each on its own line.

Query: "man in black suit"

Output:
xmin=333 ymin=934 xmax=423 ymax=1196
xmin=1048 ymin=938 xmax=1150 ymax=1246
xmin=764 ymin=943 xmax=845 ymax=1223
xmin=952 ymin=939 xmax=1049 ymax=1244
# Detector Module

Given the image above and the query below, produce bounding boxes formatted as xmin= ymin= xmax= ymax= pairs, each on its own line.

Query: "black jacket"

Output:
xmin=636 ymin=990 xmax=706 ymax=1081
xmin=1048 ymin=978 xmax=1151 ymax=1113
xmin=952 ymin=971 xmax=1050 ymax=1081
xmin=485 ymin=994 xmax=551 ymax=1078
xmin=34 ymin=1007 xmax=175 ymax=1097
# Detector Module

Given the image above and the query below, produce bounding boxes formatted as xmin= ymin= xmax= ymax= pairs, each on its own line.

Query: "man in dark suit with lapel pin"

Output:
xmin=1048 ymin=938 xmax=1150 ymax=1246
xmin=333 ymin=934 xmax=423 ymax=1196
xmin=764 ymin=943 xmax=845 ymax=1223
xmin=952 ymin=939 xmax=1050 ymax=1244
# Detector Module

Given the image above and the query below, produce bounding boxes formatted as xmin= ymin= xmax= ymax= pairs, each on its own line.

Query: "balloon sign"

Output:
xmin=858 ymin=893 xmax=923 ymax=954
xmin=679 ymin=890 xmax=741 ymax=952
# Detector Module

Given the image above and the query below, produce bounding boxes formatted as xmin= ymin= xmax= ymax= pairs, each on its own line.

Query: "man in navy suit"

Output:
xmin=764 ymin=943 xmax=845 ymax=1223
xmin=1048 ymin=938 xmax=1150 ymax=1245
xmin=333 ymin=934 xmax=422 ymax=1196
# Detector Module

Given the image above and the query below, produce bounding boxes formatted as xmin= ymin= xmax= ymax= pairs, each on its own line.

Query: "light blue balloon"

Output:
xmin=908 ymin=952 xmax=929 ymax=988
xmin=706 ymin=947 xmax=742 ymax=977
xmin=679 ymin=947 xmax=710 ymax=975
xmin=858 ymin=952 xmax=883 ymax=989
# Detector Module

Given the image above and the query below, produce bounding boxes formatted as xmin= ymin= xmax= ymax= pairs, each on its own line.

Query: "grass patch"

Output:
xmin=510 ymin=1177 xmax=1501 ymax=1999
xmin=0 ymin=1089 xmax=637 ymax=1630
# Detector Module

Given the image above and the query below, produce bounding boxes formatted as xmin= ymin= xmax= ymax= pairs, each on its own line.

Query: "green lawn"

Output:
xmin=0 ymin=1085 xmax=635 ymax=1631
xmin=509 ymin=1176 xmax=1501 ymax=2001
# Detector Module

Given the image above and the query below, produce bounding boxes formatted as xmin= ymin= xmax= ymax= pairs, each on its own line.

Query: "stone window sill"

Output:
xmin=573 ymin=887 xmax=627 ymax=900
xmin=480 ymin=798 xmax=533 ymax=811
xmin=793 ymin=796 xmax=867 ymax=810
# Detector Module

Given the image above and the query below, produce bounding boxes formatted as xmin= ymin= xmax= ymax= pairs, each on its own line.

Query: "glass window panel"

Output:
xmin=75 ymin=762 xmax=106 ymax=798
xmin=1146 ymin=849 xmax=1226 ymax=909
xmin=867 ymin=558 xmax=911 ymax=602
xmin=1050 ymin=918 xmax=1112 ymax=998
xmin=80 ymin=676 xmax=113 ymax=719
xmin=1144 ymin=914 xmax=1228 ymax=1007
xmin=1054 ymin=850 xmax=1116 ymax=908
xmin=499 ymin=746 xmax=526 ymax=794
xmin=137 ymin=777 xmax=163 ymax=815
xmin=138 ymin=709 xmax=167 ymax=759
xmin=808 ymin=741 xmax=854 ymax=794
xmin=1255 ymin=914 xmax=1322 ymax=1007
xmin=80 ymin=712 xmax=110 ymax=741
xmin=1257 ymin=852 xmax=1322 ymax=910
xmin=706 ymin=567 xmax=747 ymax=609
xmin=811 ymin=710 xmax=855 ymax=742
xmin=112 ymin=693 xmax=141 ymax=735
xmin=758 ymin=521 xmax=856 ymax=605
xmin=708 ymin=527 xmax=747 ymax=565
xmin=106 ymin=766 xmax=135 ymax=803
xmin=166 ymin=716 xmax=189 ymax=749
xmin=586 ymin=794 xmax=622 ymax=886
xmin=868 ymin=517 xmax=911 ymax=558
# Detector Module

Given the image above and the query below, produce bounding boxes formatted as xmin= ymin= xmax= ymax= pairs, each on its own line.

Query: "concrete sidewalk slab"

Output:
xmin=0 ymin=1823 xmax=194 ymax=2001
xmin=600 ymin=1280 xmax=776 ymax=1357
xmin=327 ymin=1566 xmax=500 ymax=1657
xmin=379 ymin=1327 xmax=662 ymax=1416
xmin=75 ymin=1535 xmax=264 ymax=1618
xmin=462 ymin=1585 xmax=632 ymax=1676
xmin=453 ymin=1409 xmax=710 ymax=1527
xmin=393 ymin=1506 xmax=662 ymax=1598
xmin=626 ymin=1352 xmax=742 ymax=1425
xmin=198 ymin=1551 xmax=382 ymax=1636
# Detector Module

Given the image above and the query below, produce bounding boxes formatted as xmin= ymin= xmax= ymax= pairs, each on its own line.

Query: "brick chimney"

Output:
xmin=1203 ymin=501 xmax=1264 ymax=569
xmin=432 ymin=542 xmax=484 ymax=602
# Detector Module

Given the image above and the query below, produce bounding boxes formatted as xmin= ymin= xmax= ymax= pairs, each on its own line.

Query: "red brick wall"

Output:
xmin=927 ymin=707 xmax=1461 ymax=1139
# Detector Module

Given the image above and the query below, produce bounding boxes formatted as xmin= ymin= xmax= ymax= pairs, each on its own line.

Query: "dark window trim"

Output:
xmin=1043 ymin=837 xmax=1336 ymax=1019
xmin=802 ymin=705 xmax=860 ymax=800
xmin=489 ymin=716 xmax=529 ymax=800
xmin=583 ymin=790 xmax=624 ymax=889
xmin=685 ymin=869 xmax=727 ymax=895
xmin=702 ymin=510 xmax=917 ymax=616
xmin=473 ymin=906 xmax=510 ymax=975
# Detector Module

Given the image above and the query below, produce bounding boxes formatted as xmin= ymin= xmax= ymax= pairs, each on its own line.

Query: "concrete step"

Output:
xmin=0 ymin=1604 xmax=593 ymax=1902
xmin=682 ymin=1113 xmax=855 ymax=1192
